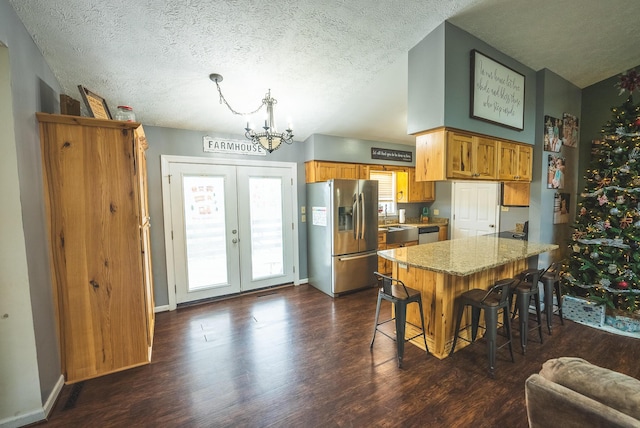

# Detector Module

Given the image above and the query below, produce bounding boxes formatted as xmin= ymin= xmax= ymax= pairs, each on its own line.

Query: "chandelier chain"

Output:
xmin=214 ymin=80 xmax=265 ymax=116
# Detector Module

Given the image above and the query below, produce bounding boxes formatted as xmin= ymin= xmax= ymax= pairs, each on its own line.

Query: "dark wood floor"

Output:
xmin=39 ymin=284 xmax=639 ymax=428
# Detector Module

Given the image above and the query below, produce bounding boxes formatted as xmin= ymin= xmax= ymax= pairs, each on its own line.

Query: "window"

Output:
xmin=370 ymin=170 xmax=396 ymax=215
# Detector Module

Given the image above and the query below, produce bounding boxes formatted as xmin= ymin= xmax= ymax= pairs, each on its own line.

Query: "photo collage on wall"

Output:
xmin=543 ymin=113 xmax=579 ymax=220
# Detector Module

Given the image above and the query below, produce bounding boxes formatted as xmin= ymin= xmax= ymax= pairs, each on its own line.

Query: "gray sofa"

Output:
xmin=525 ymin=357 xmax=640 ymax=427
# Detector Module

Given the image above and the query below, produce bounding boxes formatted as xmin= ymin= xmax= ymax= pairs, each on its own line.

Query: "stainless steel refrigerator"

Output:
xmin=307 ymin=179 xmax=379 ymax=297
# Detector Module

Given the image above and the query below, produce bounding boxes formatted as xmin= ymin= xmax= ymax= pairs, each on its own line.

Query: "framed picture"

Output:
xmin=470 ymin=49 xmax=525 ymax=130
xmin=562 ymin=112 xmax=579 ymax=147
xmin=543 ymin=115 xmax=563 ymax=152
xmin=553 ymin=193 xmax=571 ymax=224
xmin=547 ymin=154 xmax=566 ymax=189
xmin=77 ymin=85 xmax=112 ymax=119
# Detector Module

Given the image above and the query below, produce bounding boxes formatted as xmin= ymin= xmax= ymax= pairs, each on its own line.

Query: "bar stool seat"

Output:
xmin=511 ymin=268 xmax=544 ymax=355
xmin=370 ymin=272 xmax=428 ymax=368
xmin=540 ymin=263 xmax=564 ymax=334
xmin=450 ymin=278 xmax=515 ymax=378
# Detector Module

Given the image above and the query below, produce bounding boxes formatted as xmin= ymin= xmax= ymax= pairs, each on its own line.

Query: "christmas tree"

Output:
xmin=565 ymin=69 xmax=640 ymax=314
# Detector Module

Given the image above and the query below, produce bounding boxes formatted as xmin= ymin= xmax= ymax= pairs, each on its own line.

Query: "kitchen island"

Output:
xmin=377 ymin=236 xmax=558 ymax=359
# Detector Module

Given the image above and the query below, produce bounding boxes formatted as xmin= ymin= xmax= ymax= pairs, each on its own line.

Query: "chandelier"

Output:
xmin=210 ymin=73 xmax=294 ymax=153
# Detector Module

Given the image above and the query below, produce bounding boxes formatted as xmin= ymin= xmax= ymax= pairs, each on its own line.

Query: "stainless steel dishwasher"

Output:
xmin=418 ymin=226 xmax=439 ymax=244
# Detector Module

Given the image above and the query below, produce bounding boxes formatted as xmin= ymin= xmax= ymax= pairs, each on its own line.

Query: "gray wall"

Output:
xmin=530 ymin=69 xmax=582 ymax=268
xmin=0 ymin=0 xmax=62 ymax=423
xmin=409 ymin=22 xmax=537 ymax=146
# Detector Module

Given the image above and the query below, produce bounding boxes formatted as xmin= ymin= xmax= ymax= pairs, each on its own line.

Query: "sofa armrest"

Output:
xmin=525 ymin=374 xmax=640 ymax=428
xmin=539 ymin=357 xmax=640 ymax=421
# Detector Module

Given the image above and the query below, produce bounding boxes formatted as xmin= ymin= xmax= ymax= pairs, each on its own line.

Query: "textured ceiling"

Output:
xmin=9 ymin=0 xmax=640 ymax=145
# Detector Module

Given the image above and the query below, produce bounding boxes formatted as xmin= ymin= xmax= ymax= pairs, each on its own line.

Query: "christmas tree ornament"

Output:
xmin=608 ymin=263 xmax=618 ymax=274
xmin=615 ymin=146 xmax=624 ymax=154
xmin=610 ymin=207 xmax=620 ymax=215
xmin=616 ymin=195 xmax=626 ymax=204
xmin=590 ymin=251 xmax=599 ymax=260
xmin=572 ymin=244 xmax=581 ymax=252
xmin=618 ymin=281 xmax=629 ymax=289
xmin=580 ymin=207 xmax=587 ymax=216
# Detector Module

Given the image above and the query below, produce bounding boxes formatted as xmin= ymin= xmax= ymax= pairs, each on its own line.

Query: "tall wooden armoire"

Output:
xmin=37 ymin=113 xmax=154 ymax=383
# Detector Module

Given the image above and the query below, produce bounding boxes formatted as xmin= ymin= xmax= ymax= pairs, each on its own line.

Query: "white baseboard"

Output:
xmin=295 ymin=278 xmax=308 ymax=285
xmin=0 ymin=374 xmax=63 ymax=428
xmin=43 ymin=375 xmax=65 ymax=417
xmin=154 ymin=305 xmax=170 ymax=313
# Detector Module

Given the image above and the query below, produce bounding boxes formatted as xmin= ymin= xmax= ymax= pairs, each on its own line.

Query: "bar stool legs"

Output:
xmin=511 ymin=269 xmax=544 ymax=355
xmin=449 ymin=278 xmax=515 ymax=378
xmin=541 ymin=268 xmax=564 ymax=334
xmin=370 ymin=272 xmax=428 ymax=368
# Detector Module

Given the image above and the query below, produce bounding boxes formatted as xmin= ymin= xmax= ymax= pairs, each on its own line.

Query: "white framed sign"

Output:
xmin=470 ymin=49 xmax=525 ymax=131
xmin=203 ymin=136 xmax=266 ymax=156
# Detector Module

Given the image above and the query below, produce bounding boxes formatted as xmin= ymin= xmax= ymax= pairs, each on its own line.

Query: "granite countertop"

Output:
xmin=377 ymin=235 xmax=558 ymax=276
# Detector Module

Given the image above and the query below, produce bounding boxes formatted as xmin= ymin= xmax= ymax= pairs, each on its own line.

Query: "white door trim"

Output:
xmin=160 ymin=155 xmax=299 ymax=311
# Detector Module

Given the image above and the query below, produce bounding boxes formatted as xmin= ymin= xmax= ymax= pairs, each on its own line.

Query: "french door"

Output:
xmin=165 ymin=159 xmax=295 ymax=305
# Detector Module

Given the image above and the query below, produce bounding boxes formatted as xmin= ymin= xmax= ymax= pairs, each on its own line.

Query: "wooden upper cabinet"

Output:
xmin=447 ymin=131 xmax=497 ymax=180
xmin=502 ymin=182 xmax=530 ymax=206
xmin=305 ymin=161 xmax=363 ymax=182
xmin=415 ymin=128 xmax=447 ymax=181
xmin=497 ymin=141 xmax=533 ymax=181
xmin=446 ymin=132 xmax=474 ymax=179
xmin=416 ymin=128 xmax=531 ymax=182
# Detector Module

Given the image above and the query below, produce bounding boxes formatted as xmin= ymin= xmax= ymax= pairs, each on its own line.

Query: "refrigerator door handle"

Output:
xmin=359 ymin=191 xmax=366 ymax=240
xmin=338 ymin=250 xmax=378 ymax=261
xmin=353 ymin=194 xmax=359 ymax=240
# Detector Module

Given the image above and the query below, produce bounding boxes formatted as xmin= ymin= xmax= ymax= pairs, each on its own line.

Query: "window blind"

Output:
xmin=370 ymin=171 xmax=394 ymax=202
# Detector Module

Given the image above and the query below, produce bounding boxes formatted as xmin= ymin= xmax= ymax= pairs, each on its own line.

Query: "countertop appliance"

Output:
xmin=307 ymin=179 xmax=378 ymax=297
xmin=418 ymin=225 xmax=439 ymax=244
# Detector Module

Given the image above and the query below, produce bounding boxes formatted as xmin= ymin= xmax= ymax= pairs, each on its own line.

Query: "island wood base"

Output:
xmin=392 ymin=258 xmax=527 ymax=359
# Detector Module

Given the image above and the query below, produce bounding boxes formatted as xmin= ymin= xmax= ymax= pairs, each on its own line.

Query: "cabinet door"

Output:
xmin=502 ymin=182 xmax=530 ymax=206
xmin=40 ymin=119 xmax=148 ymax=382
xmin=517 ymin=144 xmax=533 ymax=181
xmin=396 ymin=170 xmax=409 ymax=203
xmin=473 ymin=136 xmax=498 ymax=179
xmin=314 ymin=161 xmax=338 ymax=181
xmin=447 ymin=132 xmax=474 ymax=179
xmin=336 ymin=163 xmax=359 ymax=179
xmin=497 ymin=141 xmax=518 ymax=180
xmin=407 ymin=168 xmax=435 ymax=202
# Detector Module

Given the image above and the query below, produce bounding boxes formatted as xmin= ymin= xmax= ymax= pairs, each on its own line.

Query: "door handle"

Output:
xmin=232 ymin=238 xmax=238 ymax=243
xmin=489 ymin=224 xmax=495 ymax=228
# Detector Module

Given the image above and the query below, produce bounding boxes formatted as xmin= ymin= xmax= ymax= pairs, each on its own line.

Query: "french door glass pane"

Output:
xmin=249 ymin=177 xmax=284 ymax=279
xmin=183 ymin=175 xmax=227 ymax=290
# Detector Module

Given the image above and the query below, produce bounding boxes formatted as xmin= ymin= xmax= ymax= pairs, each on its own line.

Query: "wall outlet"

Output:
xmin=301 ymin=206 xmax=306 ymax=214
xmin=501 ymin=206 xmax=510 ymax=211
xmin=433 ymin=209 xmax=439 ymax=215
xmin=301 ymin=214 xmax=306 ymax=222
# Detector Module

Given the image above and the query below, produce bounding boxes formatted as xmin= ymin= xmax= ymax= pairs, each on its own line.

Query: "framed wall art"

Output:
xmin=470 ymin=49 xmax=525 ymax=131
xmin=562 ymin=112 xmax=579 ymax=147
xmin=543 ymin=115 xmax=563 ymax=152
xmin=78 ymin=85 xmax=112 ymax=119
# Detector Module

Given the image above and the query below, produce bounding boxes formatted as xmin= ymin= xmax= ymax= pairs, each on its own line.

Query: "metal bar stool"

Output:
xmin=370 ymin=272 xmax=429 ymax=368
xmin=511 ymin=268 xmax=544 ymax=355
xmin=540 ymin=262 xmax=564 ymax=334
xmin=449 ymin=278 xmax=515 ymax=378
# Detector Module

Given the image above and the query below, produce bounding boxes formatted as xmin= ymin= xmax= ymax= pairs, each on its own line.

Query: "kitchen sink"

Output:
xmin=384 ymin=225 xmax=418 ymax=244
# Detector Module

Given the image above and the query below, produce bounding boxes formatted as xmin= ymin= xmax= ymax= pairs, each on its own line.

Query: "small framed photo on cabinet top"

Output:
xmin=78 ymin=85 xmax=112 ymax=119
